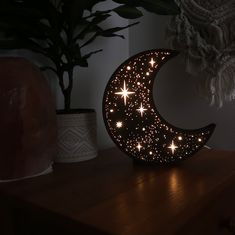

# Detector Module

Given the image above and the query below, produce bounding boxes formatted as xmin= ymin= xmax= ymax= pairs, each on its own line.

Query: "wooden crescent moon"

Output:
xmin=103 ymin=49 xmax=215 ymax=164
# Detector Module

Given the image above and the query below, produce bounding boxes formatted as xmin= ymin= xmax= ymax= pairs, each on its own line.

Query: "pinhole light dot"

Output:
xmin=116 ymin=121 xmax=123 ymax=128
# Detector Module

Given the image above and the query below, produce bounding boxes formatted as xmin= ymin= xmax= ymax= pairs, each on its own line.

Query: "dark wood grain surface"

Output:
xmin=0 ymin=148 xmax=235 ymax=235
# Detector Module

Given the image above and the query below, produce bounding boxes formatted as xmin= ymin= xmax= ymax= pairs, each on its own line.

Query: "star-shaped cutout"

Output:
xmin=115 ymin=80 xmax=135 ymax=105
xmin=136 ymin=103 xmax=147 ymax=117
xmin=137 ymin=143 xmax=142 ymax=152
xmin=168 ymin=140 xmax=178 ymax=154
xmin=149 ymin=58 xmax=156 ymax=67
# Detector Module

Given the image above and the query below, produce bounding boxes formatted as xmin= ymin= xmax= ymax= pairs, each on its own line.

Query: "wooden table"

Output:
xmin=0 ymin=148 xmax=235 ymax=235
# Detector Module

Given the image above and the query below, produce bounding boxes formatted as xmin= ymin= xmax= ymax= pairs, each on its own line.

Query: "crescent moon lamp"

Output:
xmin=103 ymin=49 xmax=216 ymax=164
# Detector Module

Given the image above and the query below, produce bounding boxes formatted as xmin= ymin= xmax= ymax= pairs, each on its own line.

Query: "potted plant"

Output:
xmin=0 ymin=0 xmax=179 ymax=162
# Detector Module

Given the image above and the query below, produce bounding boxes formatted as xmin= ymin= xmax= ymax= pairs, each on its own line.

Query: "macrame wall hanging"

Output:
xmin=166 ymin=0 xmax=235 ymax=107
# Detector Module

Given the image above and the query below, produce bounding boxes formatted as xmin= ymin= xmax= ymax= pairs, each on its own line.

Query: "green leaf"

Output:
xmin=83 ymin=0 xmax=107 ymax=11
xmin=113 ymin=5 xmax=143 ymax=19
xmin=75 ymin=14 xmax=111 ymax=40
xmin=83 ymin=49 xmax=103 ymax=60
xmin=112 ymin=0 xmax=130 ymax=4
xmin=112 ymin=0 xmax=141 ymax=6
xmin=74 ymin=50 xmax=103 ymax=67
xmin=80 ymin=33 xmax=99 ymax=48
xmin=80 ymin=21 xmax=138 ymax=48
xmin=91 ymin=13 xmax=111 ymax=25
xmin=69 ymin=44 xmax=82 ymax=62
xmin=62 ymin=0 xmax=85 ymax=28
xmin=140 ymin=0 xmax=180 ymax=15
xmin=77 ymin=58 xmax=88 ymax=67
xmin=99 ymin=22 xmax=139 ymax=38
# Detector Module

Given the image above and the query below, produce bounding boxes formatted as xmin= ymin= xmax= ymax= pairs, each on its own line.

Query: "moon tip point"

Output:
xmin=208 ymin=123 xmax=216 ymax=131
xmin=171 ymin=50 xmax=180 ymax=56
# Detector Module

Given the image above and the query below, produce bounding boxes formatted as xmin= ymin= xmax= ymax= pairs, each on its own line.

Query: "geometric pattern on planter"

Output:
xmin=58 ymin=128 xmax=80 ymax=151
xmin=55 ymin=111 xmax=97 ymax=163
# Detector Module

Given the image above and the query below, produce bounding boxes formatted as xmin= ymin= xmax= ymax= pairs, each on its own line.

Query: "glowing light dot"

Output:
xmin=127 ymin=66 xmax=131 ymax=70
xmin=198 ymin=138 xmax=202 ymax=142
xmin=110 ymin=109 xmax=114 ymax=113
xmin=137 ymin=143 xmax=142 ymax=152
xmin=149 ymin=58 xmax=156 ymax=67
xmin=168 ymin=140 xmax=178 ymax=154
xmin=116 ymin=121 xmax=123 ymax=128
xmin=136 ymin=103 xmax=147 ymax=117
xmin=146 ymin=72 xmax=150 ymax=76
xmin=178 ymin=136 xmax=183 ymax=140
xmin=142 ymin=127 xmax=146 ymax=131
xmin=149 ymin=151 xmax=153 ymax=155
xmin=137 ymin=82 xmax=140 ymax=85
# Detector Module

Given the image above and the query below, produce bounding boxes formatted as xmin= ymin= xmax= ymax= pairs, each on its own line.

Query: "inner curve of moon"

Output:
xmin=103 ymin=49 xmax=215 ymax=164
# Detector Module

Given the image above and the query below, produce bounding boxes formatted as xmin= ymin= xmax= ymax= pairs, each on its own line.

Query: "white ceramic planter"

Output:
xmin=56 ymin=110 xmax=97 ymax=163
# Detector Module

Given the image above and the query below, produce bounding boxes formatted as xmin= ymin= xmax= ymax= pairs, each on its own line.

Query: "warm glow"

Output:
xmin=103 ymin=49 xmax=215 ymax=164
xmin=136 ymin=103 xmax=147 ymax=117
xmin=137 ymin=143 xmax=142 ymax=152
xmin=116 ymin=121 xmax=123 ymax=128
xmin=168 ymin=140 xmax=178 ymax=154
xmin=115 ymin=80 xmax=135 ymax=106
xmin=149 ymin=58 xmax=156 ymax=67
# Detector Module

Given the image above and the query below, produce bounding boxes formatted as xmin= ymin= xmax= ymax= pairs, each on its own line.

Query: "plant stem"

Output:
xmin=64 ymin=89 xmax=71 ymax=112
xmin=63 ymin=68 xmax=74 ymax=112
